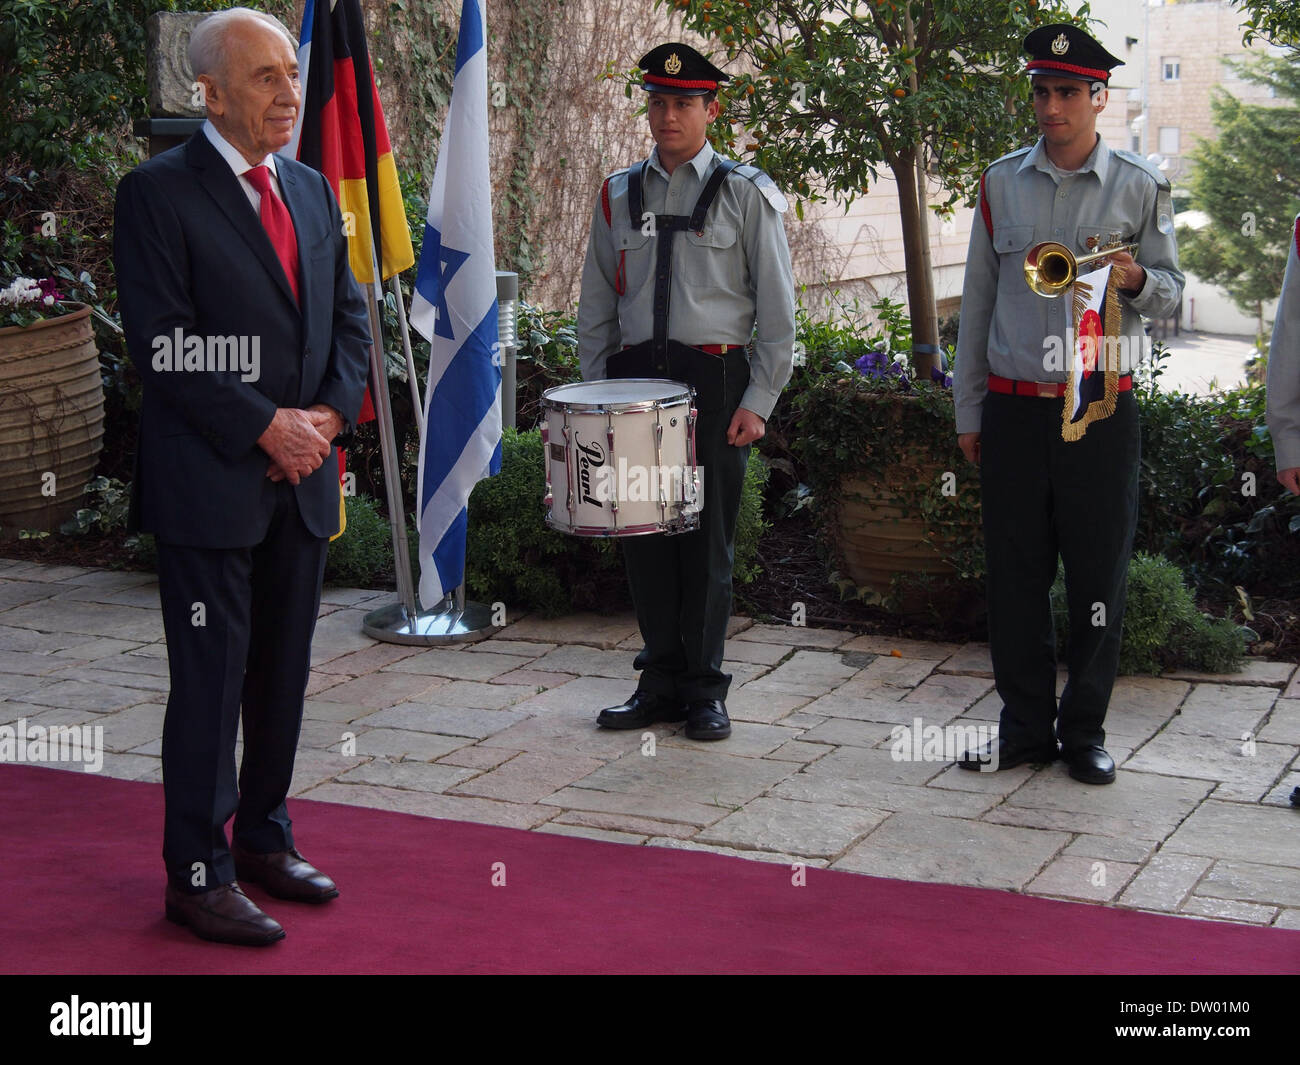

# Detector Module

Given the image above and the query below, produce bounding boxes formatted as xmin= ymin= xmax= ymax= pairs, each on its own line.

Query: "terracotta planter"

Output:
xmin=833 ymin=456 xmax=976 ymax=613
xmin=0 ymin=304 xmax=105 ymax=536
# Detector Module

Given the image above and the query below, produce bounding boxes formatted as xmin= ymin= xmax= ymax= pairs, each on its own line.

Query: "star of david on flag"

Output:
xmin=410 ymin=0 xmax=501 ymax=607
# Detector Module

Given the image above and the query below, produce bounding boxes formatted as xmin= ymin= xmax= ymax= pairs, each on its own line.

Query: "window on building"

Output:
xmin=1162 ymin=57 xmax=1180 ymax=81
xmin=1158 ymin=126 xmax=1180 ymax=155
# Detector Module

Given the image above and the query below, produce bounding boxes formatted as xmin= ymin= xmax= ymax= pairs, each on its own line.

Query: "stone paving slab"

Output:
xmin=772 ymin=772 xmax=1000 ymax=819
xmin=661 ymin=721 xmax=803 ymax=759
xmin=338 ymin=757 xmax=478 ymax=792
xmin=1026 ymin=854 xmax=1139 ymax=902
xmin=339 ymin=727 xmax=468 ymax=762
xmin=732 ymin=623 xmax=851 ymax=649
xmin=695 ymin=796 xmax=888 ymax=858
xmin=1163 ymin=801 xmax=1300 ymax=867
xmin=1181 ymin=897 xmax=1277 ymax=924
xmin=20 ymin=678 xmax=153 ymax=714
xmin=450 ymin=749 xmax=606 ymax=804
xmin=297 ymin=781 xmax=561 ymax=830
xmin=362 ymin=702 xmax=530 ymax=740
xmin=550 ymin=808 xmax=700 ymax=840
xmin=902 ymin=673 xmax=993 ymax=710
xmin=1195 ymin=860 xmax=1300 ymax=908
xmin=832 ymin=811 xmax=1070 ymax=890
xmin=535 ymin=823 xmax=647 ymax=846
xmin=1258 ymin=699 xmax=1300 ymax=746
xmin=569 ymin=745 xmax=797 ymax=811
xmin=738 ymin=649 xmax=863 ymax=697
xmin=722 ymin=639 xmax=793 ymax=665
xmin=495 ymin=612 xmax=638 ymax=649
xmin=839 ymin=634 xmax=963 ymax=659
xmin=0 ymin=581 xmax=61 ymax=611
xmin=935 ymin=643 xmax=994 ymax=676
xmin=313 ymin=642 xmax=425 ymax=676
xmin=725 ymin=689 xmax=809 ymax=725
xmin=1063 ymin=834 xmax=1159 ymax=864
xmin=382 ymin=647 xmax=538 ymax=681
xmin=1167 ymin=660 xmax=1295 ymax=686
xmin=544 ymin=784 xmax=727 ymax=827
xmin=1125 ymin=732 xmax=1293 ymax=787
xmin=0 ymin=599 xmax=164 ymax=642
xmin=1116 ymin=853 xmax=1212 ymax=911
xmin=647 ymin=836 xmax=831 ymax=868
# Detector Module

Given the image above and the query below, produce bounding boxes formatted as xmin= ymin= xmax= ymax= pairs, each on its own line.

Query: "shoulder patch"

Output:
xmin=1114 ymin=148 xmax=1172 ymax=190
xmin=733 ymin=164 xmax=789 ymax=213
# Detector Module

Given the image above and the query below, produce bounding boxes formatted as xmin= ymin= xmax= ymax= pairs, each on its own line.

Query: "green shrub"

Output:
xmin=1050 ymin=552 xmax=1246 ymax=675
xmin=463 ymin=427 xmax=766 ymax=616
xmin=325 ymin=494 xmax=394 ymax=587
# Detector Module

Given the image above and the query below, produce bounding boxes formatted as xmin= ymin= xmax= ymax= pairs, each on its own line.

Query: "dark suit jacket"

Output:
xmin=113 ymin=129 xmax=371 ymax=548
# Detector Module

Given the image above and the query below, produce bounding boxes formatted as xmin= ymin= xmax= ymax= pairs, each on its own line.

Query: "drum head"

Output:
xmin=542 ymin=378 xmax=691 ymax=409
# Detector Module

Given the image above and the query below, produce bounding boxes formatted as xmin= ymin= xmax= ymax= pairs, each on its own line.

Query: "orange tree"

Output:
xmin=659 ymin=0 xmax=1087 ymax=376
xmin=1236 ymin=1 xmax=1300 ymax=50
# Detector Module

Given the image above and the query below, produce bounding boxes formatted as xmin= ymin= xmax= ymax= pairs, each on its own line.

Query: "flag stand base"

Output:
xmin=361 ymin=598 xmax=502 ymax=645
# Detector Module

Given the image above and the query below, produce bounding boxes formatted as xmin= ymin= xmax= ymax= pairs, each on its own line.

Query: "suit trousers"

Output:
xmin=620 ymin=349 xmax=751 ymax=702
xmin=979 ymin=389 xmax=1140 ymax=751
xmin=156 ymin=481 xmax=328 ymax=893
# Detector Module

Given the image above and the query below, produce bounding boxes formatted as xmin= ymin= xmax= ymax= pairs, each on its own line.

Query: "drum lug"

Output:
xmin=540 ymin=425 xmax=553 ymax=509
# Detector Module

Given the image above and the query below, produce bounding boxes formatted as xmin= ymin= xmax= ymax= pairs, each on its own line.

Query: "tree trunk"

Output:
xmin=892 ymin=152 xmax=940 ymax=379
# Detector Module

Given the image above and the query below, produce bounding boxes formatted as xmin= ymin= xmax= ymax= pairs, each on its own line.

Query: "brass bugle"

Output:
xmin=1023 ymin=241 xmax=1140 ymax=298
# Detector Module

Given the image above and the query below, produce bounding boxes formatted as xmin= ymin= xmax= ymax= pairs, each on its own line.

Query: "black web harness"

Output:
xmin=626 ymin=157 xmax=737 ymax=374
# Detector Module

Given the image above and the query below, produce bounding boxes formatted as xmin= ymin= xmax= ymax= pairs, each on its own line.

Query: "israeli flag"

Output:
xmin=410 ymin=0 xmax=501 ymax=607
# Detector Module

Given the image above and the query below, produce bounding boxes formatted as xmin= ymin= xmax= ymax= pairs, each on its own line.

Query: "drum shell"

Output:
xmin=541 ymin=379 xmax=698 ymax=537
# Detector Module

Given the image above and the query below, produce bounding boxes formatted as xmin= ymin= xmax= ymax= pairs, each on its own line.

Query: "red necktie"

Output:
xmin=245 ymin=165 xmax=300 ymax=304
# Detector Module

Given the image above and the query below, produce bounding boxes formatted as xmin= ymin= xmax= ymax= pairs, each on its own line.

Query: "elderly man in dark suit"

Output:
xmin=113 ymin=7 xmax=371 ymax=945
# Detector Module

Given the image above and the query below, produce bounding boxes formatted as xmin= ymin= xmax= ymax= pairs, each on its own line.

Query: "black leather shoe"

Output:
xmin=596 ymin=690 xmax=687 ymax=730
xmin=233 ymin=845 xmax=339 ymax=903
xmin=1063 ymin=744 xmax=1116 ymax=784
xmin=956 ymin=736 xmax=1058 ymax=772
xmin=684 ymin=699 xmax=731 ymax=741
xmin=165 ymin=882 xmax=285 ymax=946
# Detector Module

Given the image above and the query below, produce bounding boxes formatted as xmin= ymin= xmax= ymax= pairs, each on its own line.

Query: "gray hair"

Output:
xmin=188 ymin=7 xmax=297 ymax=82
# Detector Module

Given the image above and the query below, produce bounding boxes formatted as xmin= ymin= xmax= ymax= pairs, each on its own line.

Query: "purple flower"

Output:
xmin=855 ymin=350 xmax=908 ymax=384
xmin=37 ymin=278 xmax=64 ymax=303
xmin=930 ymin=365 xmax=953 ymax=389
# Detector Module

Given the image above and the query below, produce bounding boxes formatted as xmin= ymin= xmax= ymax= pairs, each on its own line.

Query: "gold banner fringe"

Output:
xmin=1061 ymin=271 xmax=1121 ymax=442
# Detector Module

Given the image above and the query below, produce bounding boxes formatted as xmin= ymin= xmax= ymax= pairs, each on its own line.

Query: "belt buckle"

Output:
xmin=1035 ymin=381 xmax=1059 ymax=398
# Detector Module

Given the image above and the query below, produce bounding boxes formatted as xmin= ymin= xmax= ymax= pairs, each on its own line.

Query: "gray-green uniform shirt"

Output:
xmin=1266 ymin=216 xmax=1300 ymax=470
xmin=577 ymin=142 xmax=796 ymax=421
xmin=954 ymin=135 xmax=1184 ymax=435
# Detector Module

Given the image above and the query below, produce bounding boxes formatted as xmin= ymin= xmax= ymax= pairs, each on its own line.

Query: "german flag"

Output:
xmin=289 ymin=0 xmax=414 ymax=537
xmin=292 ymin=0 xmax=414 ymax=283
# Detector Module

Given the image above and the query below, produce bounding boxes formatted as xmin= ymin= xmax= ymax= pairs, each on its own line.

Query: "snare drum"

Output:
xmin=541 ymin=378 xmax=700 ymax=537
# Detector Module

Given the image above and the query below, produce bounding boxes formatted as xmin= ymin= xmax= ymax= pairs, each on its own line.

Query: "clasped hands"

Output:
xmin=258 ymin=404 xmax=343 ymax=485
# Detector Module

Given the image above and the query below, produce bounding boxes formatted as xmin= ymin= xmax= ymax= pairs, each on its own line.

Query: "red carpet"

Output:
xmin=2 ymin=763 xmax=1296 ymax=974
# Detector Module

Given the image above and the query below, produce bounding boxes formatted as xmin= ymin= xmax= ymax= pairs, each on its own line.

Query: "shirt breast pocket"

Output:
xmin=680 ymin=221 xmax=743 ymax=289
xmin=993 ymin=224 xmax=1035 ymax=257
xmin=616 ymin=227 xmax=653 ymax=295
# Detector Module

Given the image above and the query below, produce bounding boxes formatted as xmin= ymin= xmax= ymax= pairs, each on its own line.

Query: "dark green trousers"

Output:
xmin=620 ymin=350 xmax=751 ymax=702
xmin=979 ymin=389 xmax=1140 ymax=751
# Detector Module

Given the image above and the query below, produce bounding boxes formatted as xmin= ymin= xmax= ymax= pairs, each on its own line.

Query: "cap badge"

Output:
xmin=1051 ymin=33 xmax=1070 ymax=55
xmin=664 ymin=52 xmax=682 ymax=74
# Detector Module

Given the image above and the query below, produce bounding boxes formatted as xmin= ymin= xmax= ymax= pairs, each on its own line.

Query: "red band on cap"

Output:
xmin=644 ymin=73 xmax=719 ymax=90
xmin=1027 ymin=59 xmax=1111 ymax=81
